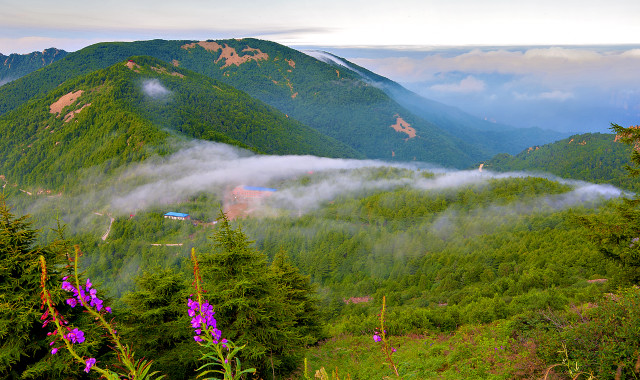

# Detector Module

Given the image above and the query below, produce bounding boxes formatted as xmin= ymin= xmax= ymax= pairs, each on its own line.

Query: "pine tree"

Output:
xmin=199 ymin=212 xmax=311 ymax=379
xmin=0 ymin=196 xmax=69 ymax=378
xmin=581 ymin=124 xmax=640 ymax=284
xmin=121 ymin=267 xmax=197 ymax=379
xmin=270 ymin=250 xmax=324 ymax=348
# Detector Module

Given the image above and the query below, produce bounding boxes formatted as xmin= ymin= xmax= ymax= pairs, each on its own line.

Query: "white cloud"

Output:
xmin=351 ymin=47 xmax=640 ymax=89
xmin=141 ymin=79 xmax=171 ymax=98
xmin=429 ymin=76 xmax=486 ymax=93
xmin=514 ymin=90 xmax=574 ymax=101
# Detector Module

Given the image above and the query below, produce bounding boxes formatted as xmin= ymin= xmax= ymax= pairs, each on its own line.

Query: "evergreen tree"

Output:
xmin=121 ymin=267 xmax=198 ymax=379
xmin=199 ymin=212 xmax=313 ymax=379
xmin=582 ymin=124 xmax=640 ymax=284
xmin=270 ymin=250 xmax=325 ymax=368
xmin=0 ymin=196 xmax=69 ymax=378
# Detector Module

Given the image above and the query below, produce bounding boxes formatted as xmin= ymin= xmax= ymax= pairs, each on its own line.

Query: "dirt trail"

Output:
xmin=94 ymin=212 xmax=115 ymax=241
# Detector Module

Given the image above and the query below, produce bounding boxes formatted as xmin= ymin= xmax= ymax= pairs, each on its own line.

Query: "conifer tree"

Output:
xmin=121 ymin=267 xmax=197 ymax=379
xmin=0 ymin=196 xmax=69 ymax=378
xmin=199 ymin=212 xmax=312 ymax=379
xmin=270 ymin=250 xmax=324 ymax=348
xmin=582 ymin=124 xmax=640 ymax=284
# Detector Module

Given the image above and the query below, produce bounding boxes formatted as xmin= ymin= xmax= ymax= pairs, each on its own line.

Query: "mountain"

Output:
xmin=0 ymin=48 xmax=68 ymax=85
xmin=0 ymin=56 xmax=360 ymax=189
xmin=306 ymin=51 xmax=568 ymax=154
xmin=0 ymin=38 xmax=564 ymax=168
xmin=482 ymin=132 xmax=638 ymax=191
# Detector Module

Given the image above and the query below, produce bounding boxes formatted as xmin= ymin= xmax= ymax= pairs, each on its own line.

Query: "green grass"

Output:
xmin=299 ymin=321 xmax=548 ymax=379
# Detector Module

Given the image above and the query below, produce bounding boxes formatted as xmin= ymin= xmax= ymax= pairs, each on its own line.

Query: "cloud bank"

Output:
xmin=348 ymin=46 xmax=640 ymax=132
xmin=99 ymin=141 xmax=623 ymax=218
xmin=24 ymin=140 xmax=625 ymax=240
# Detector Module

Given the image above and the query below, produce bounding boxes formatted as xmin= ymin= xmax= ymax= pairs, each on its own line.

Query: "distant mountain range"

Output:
xmin=0 ymin=48 xmax=67 ymax=85
xmin=0 ymin=38 xmax=568 ymax=189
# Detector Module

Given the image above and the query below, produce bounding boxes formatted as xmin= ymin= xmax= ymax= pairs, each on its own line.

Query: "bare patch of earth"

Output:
xmin=181 ymin=41 xmax=269 ymax=68
xmin=151 ymin=65 xmax=184 ymax=78
xmin=125 ymin=60 xmax=141 ymax=72
xmin=390 ymin=114 xmax=416 ymax=140
xmin=50 ymin=90 xmax=83 ymax=114
xmin=63 ymin=103 xmax=91 ymax=122
xmin=224 ymin=202 xmax=249 ymax=221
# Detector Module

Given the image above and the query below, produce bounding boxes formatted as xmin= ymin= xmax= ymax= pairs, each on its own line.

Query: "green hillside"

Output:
xmin=3 ymin=41 xmax=640 ymax=380
xmin=0 ymin=56 xmax=360 ymax=190
xmin=0 ymin=48 xmax=68 ymax=85
xmin=483 ymin=132 xmax=639 ymax=191
xmin=0 ymin=38 xmax=557 ymax=168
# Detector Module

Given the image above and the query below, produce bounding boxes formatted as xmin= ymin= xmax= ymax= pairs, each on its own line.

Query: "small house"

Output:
xmin=164 ymin=212 xmax=190 ymax=220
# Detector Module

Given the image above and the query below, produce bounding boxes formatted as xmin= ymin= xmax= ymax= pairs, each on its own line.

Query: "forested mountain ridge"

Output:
xmin=308 ymin=50 xmax=567 ymax=155
xmin=0 ymin=47 xmax=68 ymax=85
xmin=483 ymin=132 xmax=639 ymax=191
xmin=0 ymin=38 xmax=562 ymax=167
xmin=0 ymin=55 xmax=360 ymax=190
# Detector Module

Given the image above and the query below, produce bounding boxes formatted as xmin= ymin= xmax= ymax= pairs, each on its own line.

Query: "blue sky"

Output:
xmin=1 ymin=0 xmax=640 ymax=132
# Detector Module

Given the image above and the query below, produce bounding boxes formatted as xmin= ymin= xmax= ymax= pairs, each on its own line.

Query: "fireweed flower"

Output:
xmin=188 ymin=298 xmax=223 ymax=344
xmin=84 ymin=358 xmax=97 ymax=373
xmin=65 ymin=328 xmax=86 ymax=344
xmin=41 ymin=250 xmax=161 ymax=379
xmin=61 ymin=276 xmax=111 ymax=314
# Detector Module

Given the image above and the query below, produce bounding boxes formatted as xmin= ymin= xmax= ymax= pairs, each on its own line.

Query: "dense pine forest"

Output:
xmin=485 ymin=131 xmax=640 ymax=192
xmin=3 ymin=131 xmax=640 ymax=378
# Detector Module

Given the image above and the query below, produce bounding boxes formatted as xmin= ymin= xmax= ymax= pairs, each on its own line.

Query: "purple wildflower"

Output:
xmin=84 ymin=358 xmax=96 ymax=373
xmin=61 ymin=281 xmax=75 ymax=292
xmin=373 ymin=334 xmax=382 ymax=342
xmin=61 ymin=277 xmax=111 ymax=314
xmin=65 ymin=328 xmax=85 ymax=344
xmin=188 ymin=298 xmax=221 ymax=343
xmin=51 ymin=348 xmax=58 ymax=355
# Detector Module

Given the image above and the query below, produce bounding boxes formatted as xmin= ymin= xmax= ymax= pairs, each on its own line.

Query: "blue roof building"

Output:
xmin=164 ymin=212 xmax=190 ymax=220
xmin=242 ymin=186 xmax=277 ymax=192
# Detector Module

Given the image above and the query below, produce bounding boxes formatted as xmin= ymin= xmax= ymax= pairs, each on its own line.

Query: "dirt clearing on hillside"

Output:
xmin=50 ymin=90 xmax=83 ymax=114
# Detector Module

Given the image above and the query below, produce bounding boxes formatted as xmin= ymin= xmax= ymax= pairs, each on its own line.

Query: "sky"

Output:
xmin=2 ymin=0 xmax=640 ymax=132
xmin=2 ymin=0 xmax=640 ymax=53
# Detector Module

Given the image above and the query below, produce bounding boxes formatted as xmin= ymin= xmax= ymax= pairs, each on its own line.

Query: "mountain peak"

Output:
xmin=180 ymin=40 xmax=269 ymax=68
